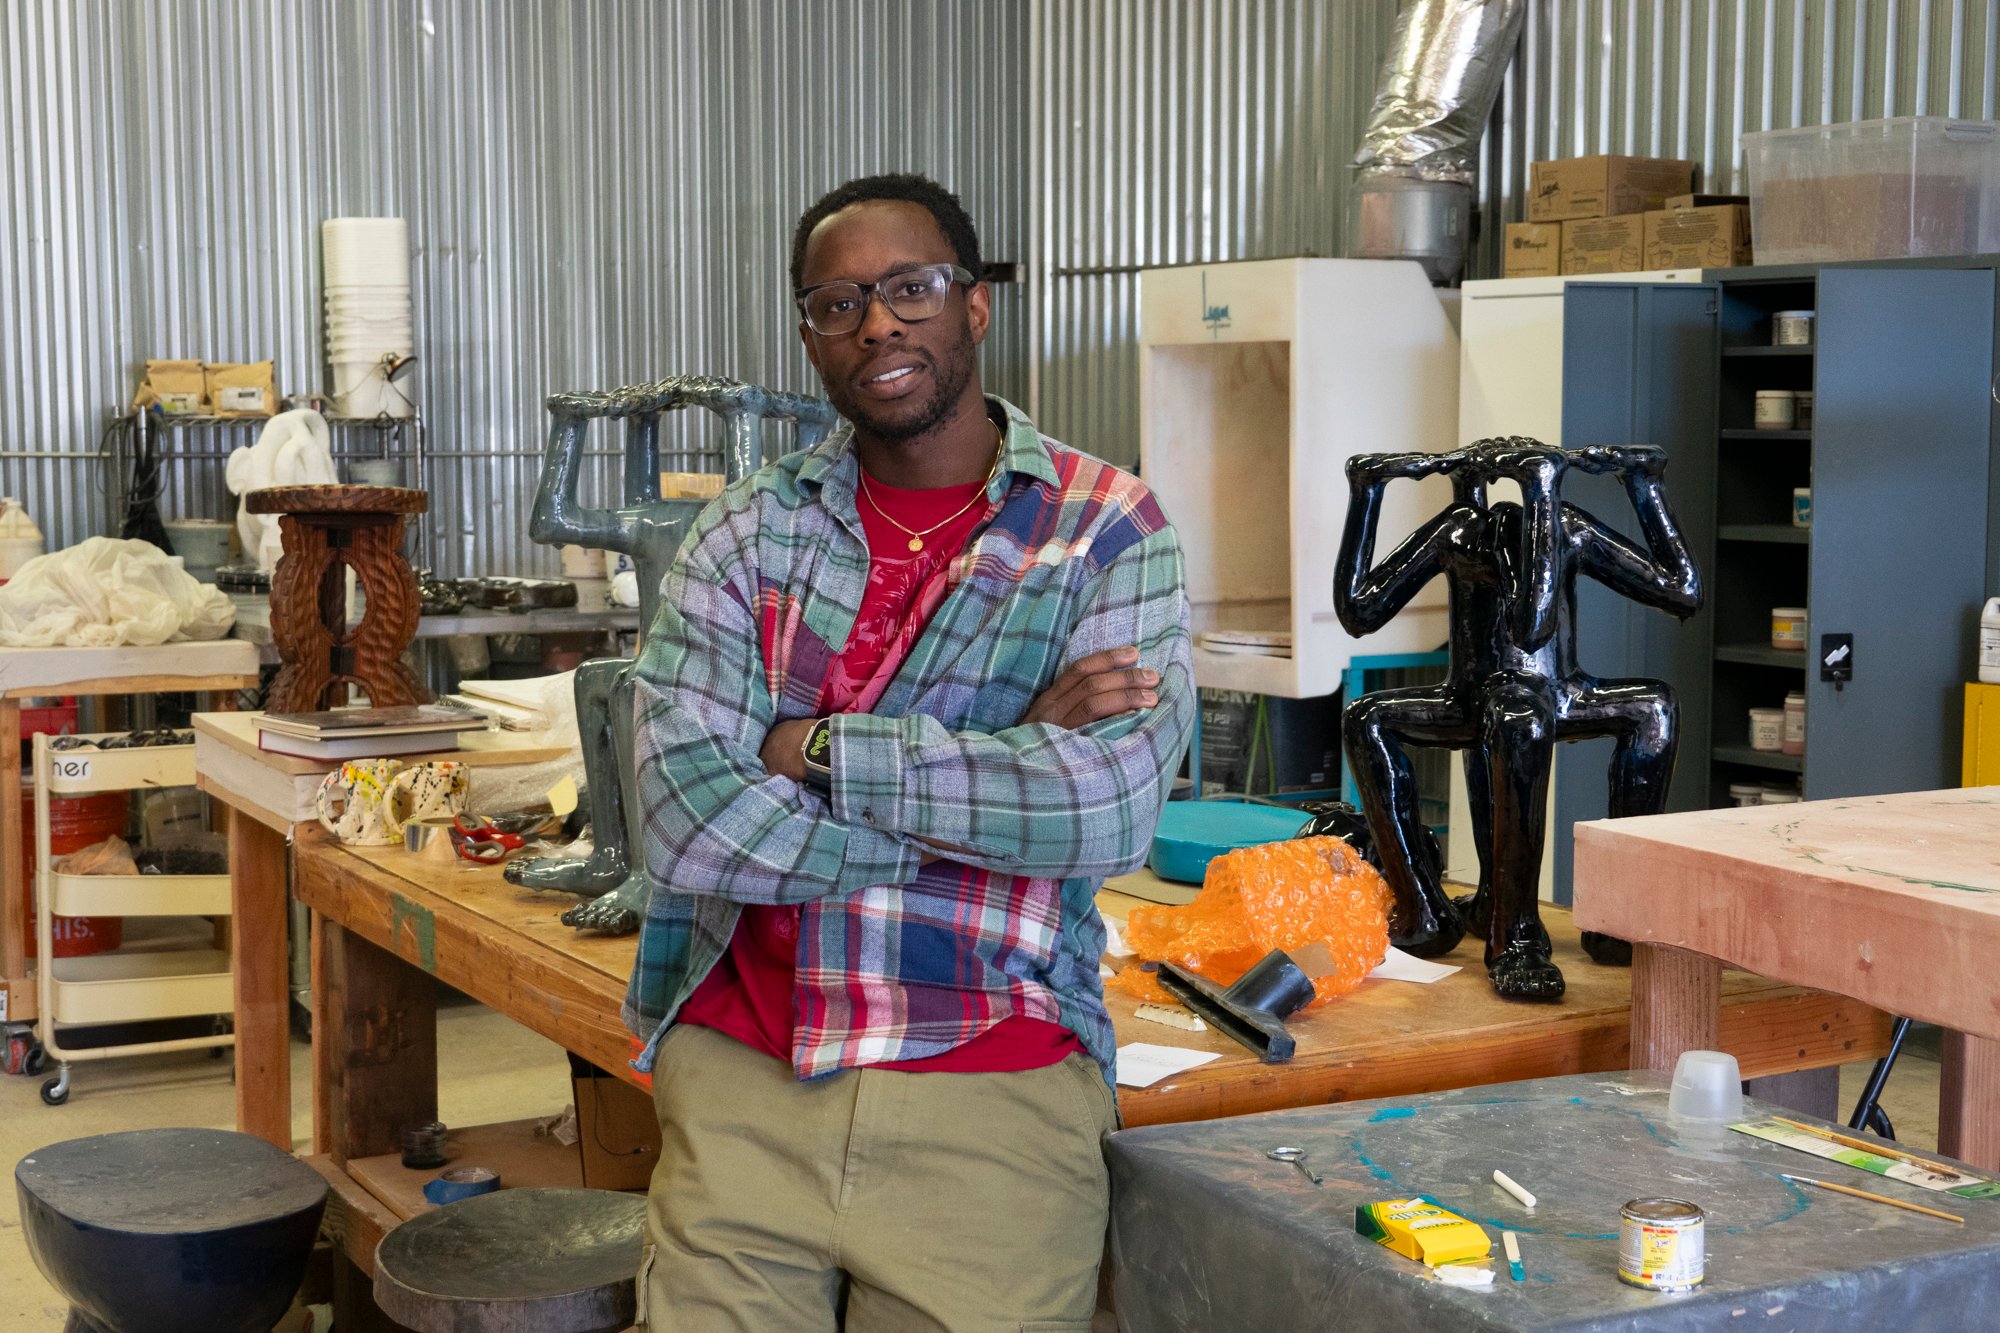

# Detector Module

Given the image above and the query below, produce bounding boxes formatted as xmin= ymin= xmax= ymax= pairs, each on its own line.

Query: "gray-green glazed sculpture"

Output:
xmin=505 ymin=375 xmax=836 ymax=933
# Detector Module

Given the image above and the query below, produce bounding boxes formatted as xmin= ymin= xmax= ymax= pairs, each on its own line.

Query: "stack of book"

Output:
xmin=255 ymin=705 xmax=489 ymax=761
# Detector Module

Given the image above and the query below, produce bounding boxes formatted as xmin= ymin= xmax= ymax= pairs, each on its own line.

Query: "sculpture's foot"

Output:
xmin=1581 ymin=930 xmax=1633 ymax=967
xmin=504 ymin=849 xmax=629 ymax=900
xmin=1392 ymin=894 xmax=1466 ymax=959
xmin=1451 ymin=888 xmax=1492 ymax=940
xmin=558 ymin=874 xmax=647 ymax=935
xmin=1487 ymin=940 xmax=1566 ymax=1001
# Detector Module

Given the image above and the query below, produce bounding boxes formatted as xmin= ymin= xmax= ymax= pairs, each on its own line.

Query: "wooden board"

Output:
xmin=294 ymin=830 xmax=642 ymax=1091
xmin=1573 ymin=788 xmax=2000 ymax=1041
xmin=0 ymin=639 xmax=260 ymax=695
xmin=296 ymin=831 xmax=1889 ymax=1132
xmin=1104 ymin=911 xmax=1889 ymax=1127
xmin=345 ymin=1117 xmax=586 ymax=1222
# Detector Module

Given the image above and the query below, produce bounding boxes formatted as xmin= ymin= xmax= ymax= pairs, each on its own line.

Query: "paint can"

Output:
xmin=401 ymin=1120 xmax=448 ymax=1168
xmin=1793 ymin=390 xmax=1814 ymax=430
xmin=1770 ymin=606 xmax=1808 ymax=651
xmin=1782 ymin=692 xmax=1806 ymax=757
xmin=1748 ymin=707 xmax=1784 ymax=752
xmin=1772 ymin=310 xmax=1815 ymax=345
xmin=1727 ymin=783 xmax=1764 ymax=807
xmin=1753 ymin=389 xmax=1796 ymax=430
xmin=1618 ymin=1198 xmax=1705 ymax=1291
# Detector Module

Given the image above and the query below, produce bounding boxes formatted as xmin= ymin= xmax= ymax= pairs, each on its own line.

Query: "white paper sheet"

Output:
xmin=1368 ymin=946 xmax=1461 ymax=984
xmin=1114 ymin=1042 xmax=1223 ymax=1088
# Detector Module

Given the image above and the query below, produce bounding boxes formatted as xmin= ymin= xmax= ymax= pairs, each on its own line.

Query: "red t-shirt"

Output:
xmin=677 ymin=453 xmax=1084 ymax=1074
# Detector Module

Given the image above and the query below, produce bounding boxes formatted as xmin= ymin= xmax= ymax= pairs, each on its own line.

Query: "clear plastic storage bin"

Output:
xmin=1743 ymin=117 xmax=2000 ymax=264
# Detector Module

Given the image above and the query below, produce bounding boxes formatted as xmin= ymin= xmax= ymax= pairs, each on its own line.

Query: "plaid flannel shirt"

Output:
xmin=623 ymin=396 xmax=1195 ymax=1081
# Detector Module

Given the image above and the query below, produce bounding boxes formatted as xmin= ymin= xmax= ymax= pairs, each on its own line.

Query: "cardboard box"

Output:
xmin=1561 ymin=215 xmax=1646 ymax=274
xmin=1644 ymin=204 xmax=1753 ymax=270
xmin=1665 ymin=193 xmax=1750 ymax=211
xmin=570 ymin=1054 xmax=660 ymax=1191
xmin=1502 ymin=222 xmax=1563 ymax=277
xmin=1530 ymin=155 xmax=1697 ymax=222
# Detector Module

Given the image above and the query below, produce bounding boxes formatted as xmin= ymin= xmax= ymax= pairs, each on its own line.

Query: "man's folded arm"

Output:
xmin=632 ymin=542 xmax=921 ymax=905
xmin=828 ymin=526 xmax=1195 ymax=881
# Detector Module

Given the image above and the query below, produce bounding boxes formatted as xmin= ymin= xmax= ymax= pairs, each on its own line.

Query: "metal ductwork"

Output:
xmin=1351 ymin=0 xmax=1529 ymax=285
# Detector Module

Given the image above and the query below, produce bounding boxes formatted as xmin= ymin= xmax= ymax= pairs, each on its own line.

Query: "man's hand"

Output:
xmin=1021 ymin=646 xmax=1158 ymax=730
xmin=759 ymin=717 xmax=815 ymax=783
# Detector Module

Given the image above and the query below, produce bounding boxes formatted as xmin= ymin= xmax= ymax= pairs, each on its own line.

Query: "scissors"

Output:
xmin=450 ymin=812 xmax=529 ymax=863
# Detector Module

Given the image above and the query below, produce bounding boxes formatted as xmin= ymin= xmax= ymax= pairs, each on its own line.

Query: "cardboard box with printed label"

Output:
xmin=1560 ymin=215 xmax=1646 ymax=274
xmin=1643 ymin=204 xmax=1753 ymax=270
xmin=1502 ymin=222 xmax=1563 ymax=278
xmin=1530 ymin=155 xmax=1697 ymax=222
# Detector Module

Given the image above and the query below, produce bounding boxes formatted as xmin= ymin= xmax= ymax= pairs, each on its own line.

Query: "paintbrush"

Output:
xmin=1781 ymin=1174 xmax=1965 ymax=1224
xmin=1770 ymin=1117 xmax=1970 ymax=1176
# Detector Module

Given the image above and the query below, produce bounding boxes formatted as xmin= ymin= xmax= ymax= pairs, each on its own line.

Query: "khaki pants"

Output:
xmin=638 ymin=1023 xmax=1115 ymax=1332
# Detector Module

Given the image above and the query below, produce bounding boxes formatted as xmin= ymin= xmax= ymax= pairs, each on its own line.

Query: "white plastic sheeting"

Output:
xmin=0 ymin=537 xmax=235 ymax=647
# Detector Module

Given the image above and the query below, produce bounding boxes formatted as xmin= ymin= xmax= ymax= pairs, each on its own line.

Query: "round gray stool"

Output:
xmin=373 ymin=1186 xmax=646 ymax=1332
xmin=15 ymin=1128 xmax=328 ymax=1333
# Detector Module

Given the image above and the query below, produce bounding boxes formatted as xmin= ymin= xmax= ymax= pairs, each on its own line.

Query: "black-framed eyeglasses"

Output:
xmin=794 ymin=263 xmax=976 ymax=336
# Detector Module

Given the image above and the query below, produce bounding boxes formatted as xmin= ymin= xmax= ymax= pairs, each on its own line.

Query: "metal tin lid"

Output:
xmin=1624 ymin=1198 xmax=1705 ymax=1223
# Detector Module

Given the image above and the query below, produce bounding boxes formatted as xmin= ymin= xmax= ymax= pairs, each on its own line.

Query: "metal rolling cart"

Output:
xmin=31 ymin=731 xmax=234 ymax=1105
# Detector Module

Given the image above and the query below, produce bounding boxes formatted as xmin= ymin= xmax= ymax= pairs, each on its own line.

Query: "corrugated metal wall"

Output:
xmin=1032 ymin=0 xmax=2000 ymax=468
xmin=0 ymin=0 xmax=1026 ymax=575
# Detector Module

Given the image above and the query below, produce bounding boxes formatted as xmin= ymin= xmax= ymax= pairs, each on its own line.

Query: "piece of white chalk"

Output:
xmin=1492 ymin=1169 xmax=1537 ymax=1209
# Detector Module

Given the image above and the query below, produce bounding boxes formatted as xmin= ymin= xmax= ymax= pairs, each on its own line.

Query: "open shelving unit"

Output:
xmin=1706 ymin=275 xmax=1819 ymax=805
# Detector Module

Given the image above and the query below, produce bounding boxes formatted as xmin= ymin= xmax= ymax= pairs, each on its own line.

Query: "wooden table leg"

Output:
xmin=315 ymin=917 xmax=437 ymax=1165
xmin=1630 ymin=943 xmax=1722 ymax=1073
xmin=0 ymin=696 xmax=28 ymax=1025
xmin=1940 ymin=1029 xmax=2000 ymax=1172
xmin=228 ymin=807 xmax=294 ymax=1148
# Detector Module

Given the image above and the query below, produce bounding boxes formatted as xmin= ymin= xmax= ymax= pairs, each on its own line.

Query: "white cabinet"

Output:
xmin=1445 ymin=269 xmax=1702 ymax=894
xmin=1139 ymin=259 xmax=1460 ymax=699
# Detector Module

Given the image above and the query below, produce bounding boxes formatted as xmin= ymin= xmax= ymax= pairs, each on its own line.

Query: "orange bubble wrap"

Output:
xmin=1110 ymin=836 xmax=1395 ymax=1008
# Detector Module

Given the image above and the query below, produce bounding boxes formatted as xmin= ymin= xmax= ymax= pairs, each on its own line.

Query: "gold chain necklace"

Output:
xmin=857 ymin=419 xmax=1005 ymax=553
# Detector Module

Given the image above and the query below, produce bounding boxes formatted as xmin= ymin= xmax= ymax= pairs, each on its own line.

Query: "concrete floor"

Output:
xmin=0 ymin=996 xmax=573 ymax=1329
xmin=0 ymin=1008 xmax=1951 ymax=1329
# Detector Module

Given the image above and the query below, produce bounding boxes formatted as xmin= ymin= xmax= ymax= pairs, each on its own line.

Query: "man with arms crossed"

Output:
xmin=627 ymin=173 xmax=1194 ymax=1329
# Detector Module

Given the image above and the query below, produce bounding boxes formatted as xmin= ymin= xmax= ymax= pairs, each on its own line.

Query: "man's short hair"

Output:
xmin=790 ymin=173 xmax=983 ymax=292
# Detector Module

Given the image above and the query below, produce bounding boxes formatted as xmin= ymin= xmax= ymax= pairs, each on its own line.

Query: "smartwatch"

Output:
xmin=799 ymin=716 xmax=834 ymax=792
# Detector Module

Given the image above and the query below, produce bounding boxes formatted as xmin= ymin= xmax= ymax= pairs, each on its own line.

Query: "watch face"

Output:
xmin=806 ymin=720 xmax=833 ymax=768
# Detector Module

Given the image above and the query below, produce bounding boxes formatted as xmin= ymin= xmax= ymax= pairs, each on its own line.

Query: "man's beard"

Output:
xmin=826 ymin=336 xmax=976 ymax=444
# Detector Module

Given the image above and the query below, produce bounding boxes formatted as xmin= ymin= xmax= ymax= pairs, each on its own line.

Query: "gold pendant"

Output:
xmin=907 ymin=536 xmax=924 ymax=553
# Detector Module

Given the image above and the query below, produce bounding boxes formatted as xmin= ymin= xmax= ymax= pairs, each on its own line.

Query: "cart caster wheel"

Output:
xmin=40 ymin=1077 xmax=68 ymax=1106
xmin=22 ymin=1044 xmax=44 ymax=1077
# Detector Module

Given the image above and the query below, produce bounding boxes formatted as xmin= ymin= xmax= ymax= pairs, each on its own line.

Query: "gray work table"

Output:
xmin=1107 ymin=1072 xmax=2000 ymax=1331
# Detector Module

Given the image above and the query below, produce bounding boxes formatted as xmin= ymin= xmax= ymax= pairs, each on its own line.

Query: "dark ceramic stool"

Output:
xmin=373 ymin=1187 xmax=645 ymax=1332
xmin=15 ymin=1128 xmax=328 ymax=1333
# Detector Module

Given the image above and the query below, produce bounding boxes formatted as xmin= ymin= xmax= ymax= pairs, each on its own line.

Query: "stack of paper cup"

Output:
xmin=323 ymin=218 xmax=413 ymax=419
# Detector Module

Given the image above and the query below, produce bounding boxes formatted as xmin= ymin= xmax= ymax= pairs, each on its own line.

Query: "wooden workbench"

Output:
xmin=0 ymin=640 xmax=260 ymax=1027
xmin=190 ymin=710 xmax=569 ymax=1149
xmin=292 ymin=829 xmax=1889 ymax=1274
xmin=1575 ymin=787 xmax=2000 ymax=1170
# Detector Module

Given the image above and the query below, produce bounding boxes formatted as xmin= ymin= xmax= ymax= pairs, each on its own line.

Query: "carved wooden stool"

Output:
xmin=246 ymin=484 xmax=428 ymax=711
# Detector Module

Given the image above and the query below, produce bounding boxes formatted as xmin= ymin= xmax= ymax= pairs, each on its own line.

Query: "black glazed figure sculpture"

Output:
xmin=1334 ymin=437 xmax=1701 ymax=1000
xmin=503 ymin=376 xmax=837 ymax=934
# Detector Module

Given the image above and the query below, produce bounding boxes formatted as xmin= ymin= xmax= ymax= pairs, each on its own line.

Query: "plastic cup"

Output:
xmin=1667 ymin=1050 xmax=1744 ymax=1123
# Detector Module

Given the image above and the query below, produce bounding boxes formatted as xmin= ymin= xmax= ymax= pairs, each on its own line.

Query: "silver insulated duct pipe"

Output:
xmin=1351 ymin=0 xmax=1528 ymax=284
